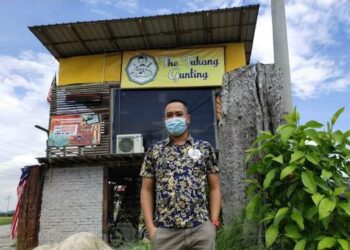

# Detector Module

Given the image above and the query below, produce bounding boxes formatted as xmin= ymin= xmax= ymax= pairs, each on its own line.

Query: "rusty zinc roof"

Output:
xmin=29 ymin=5 xmax=259 ymax=63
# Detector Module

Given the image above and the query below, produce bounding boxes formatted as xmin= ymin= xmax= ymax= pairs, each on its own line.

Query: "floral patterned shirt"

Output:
xmin=140 ymin=135 xmax=219 ymax=228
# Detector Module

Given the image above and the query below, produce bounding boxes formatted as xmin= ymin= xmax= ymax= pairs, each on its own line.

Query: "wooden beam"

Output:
xmin=102 ymin=166 xmax=109 ymax=242
xmin=238 ymin=6 xmax=245 ymax=42
xmin=172 ymin=15 xmax=181 ymax=45
xmin=104 ymin=22 xmax=122 ymax=51
xmin=138 ymin=19 xmax=150 ymax=49
xmin=203 ymin=12 xmax=213 ymax=44
xmin=36 ymin=28 xmax=62 ymax=58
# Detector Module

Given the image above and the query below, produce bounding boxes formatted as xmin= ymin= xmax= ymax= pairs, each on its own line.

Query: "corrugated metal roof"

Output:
xmin=29 ymin=5 xmax=259 ymax=63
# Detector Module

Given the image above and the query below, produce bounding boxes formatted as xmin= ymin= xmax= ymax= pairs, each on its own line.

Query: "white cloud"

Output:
xmin=80 ymin=0 xmax=140 ymax=14
xmin=250 ymin=0 xmax=350 ymax=99
xmin=179 ymin=0 xmax=243 ymax=11
xmin=287 ymin=1 xmax=350 ymax=98
xmin=145 ymin=8 xmax=173 ymax=15
xmin=173 ymin=0 xmax=350 ymax=98
xmin=111 ymin=0 xmax=139 ymax=10
xmin=0 ymin=51 xmax=57 ymax=212
xmin=250 ymin=10 xmax=274 ymax=64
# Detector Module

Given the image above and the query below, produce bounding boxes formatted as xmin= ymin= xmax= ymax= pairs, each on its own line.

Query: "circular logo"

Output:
xmin=125 ymin=55 xmax=158 ymax=85
xmin=188 ymin=148 xmax=202 ymax=159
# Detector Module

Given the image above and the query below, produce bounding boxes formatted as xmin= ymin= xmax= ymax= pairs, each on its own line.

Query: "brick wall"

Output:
xmin=38 ymin=166 xmax=104 ymax=245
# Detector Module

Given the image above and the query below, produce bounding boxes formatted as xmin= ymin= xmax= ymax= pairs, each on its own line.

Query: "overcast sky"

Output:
xmin=0 ymin=0 xmax=349 ymax=211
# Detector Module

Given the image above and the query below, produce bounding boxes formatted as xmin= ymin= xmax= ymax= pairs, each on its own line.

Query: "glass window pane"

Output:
xmin=113 ymin=88 xmax=217 ymax=152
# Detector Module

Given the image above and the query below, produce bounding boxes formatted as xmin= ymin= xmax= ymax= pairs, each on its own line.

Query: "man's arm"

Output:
xmin=208 ymin=173 xmax=221 ymax=222
xmin=140 ymin=177 xmax=157 ymax=239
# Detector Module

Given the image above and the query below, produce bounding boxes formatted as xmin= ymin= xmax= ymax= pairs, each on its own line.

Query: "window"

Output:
xmin=113 ymin=88 xmax=218 ymax=151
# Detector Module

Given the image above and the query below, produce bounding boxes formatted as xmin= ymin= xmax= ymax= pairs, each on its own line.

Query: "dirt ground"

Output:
xmin=0 ymin=225 xmax=16 ymax=250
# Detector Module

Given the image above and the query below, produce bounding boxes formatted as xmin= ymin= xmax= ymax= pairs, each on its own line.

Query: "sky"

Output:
xmin=0 ymin=0 xmax=349 ymax=212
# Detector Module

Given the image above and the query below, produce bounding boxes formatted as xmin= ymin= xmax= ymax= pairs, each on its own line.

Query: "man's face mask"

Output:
xmin=165 ymin=117 xmax=187 ymax=136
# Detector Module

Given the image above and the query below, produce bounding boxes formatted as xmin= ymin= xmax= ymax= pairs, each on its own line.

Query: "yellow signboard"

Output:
xmin=59 ymin=53 xmax=122 ymax=85
xmin=121 ymin=47 xmax=225 ymax=89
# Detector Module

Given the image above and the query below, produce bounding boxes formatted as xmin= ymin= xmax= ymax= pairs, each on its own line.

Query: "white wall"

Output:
xmin=38 ymin=166 xmax=104 ymax=245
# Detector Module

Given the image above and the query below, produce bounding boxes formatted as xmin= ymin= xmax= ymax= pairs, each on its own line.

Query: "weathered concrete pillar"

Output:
xmin=219 ymin=63 xmax=284 ymax=224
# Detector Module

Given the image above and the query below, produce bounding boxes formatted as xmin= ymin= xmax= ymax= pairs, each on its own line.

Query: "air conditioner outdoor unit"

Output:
xmin=116 ymin=134 xmax=144 ymax=154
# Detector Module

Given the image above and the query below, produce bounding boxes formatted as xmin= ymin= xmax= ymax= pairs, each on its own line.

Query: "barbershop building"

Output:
xmin=16 ymin=5 xmax=259 ymax=249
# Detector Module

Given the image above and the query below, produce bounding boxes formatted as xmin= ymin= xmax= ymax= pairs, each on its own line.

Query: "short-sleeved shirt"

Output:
xmin=140 ymin=135 xmax=219 ymax=228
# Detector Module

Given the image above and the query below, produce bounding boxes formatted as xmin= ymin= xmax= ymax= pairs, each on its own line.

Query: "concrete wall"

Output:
xmin=38 ymin=166 xmax=104 ymax=245
xmin=219 ymin=64 xmax=284 ymax=223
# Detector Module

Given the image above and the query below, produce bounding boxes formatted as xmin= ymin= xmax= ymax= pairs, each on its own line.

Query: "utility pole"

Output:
xmin=271 ymin=0 xmax=293 ymax=113
xmin=5 ymin=194 xmax=11 ymax=217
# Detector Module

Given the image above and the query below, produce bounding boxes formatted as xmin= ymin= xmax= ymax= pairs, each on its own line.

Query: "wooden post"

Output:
xmin=102 ymin=166 xmax=109 ymax=242
xmin=16 ymin=166 xmax=44 ymax=250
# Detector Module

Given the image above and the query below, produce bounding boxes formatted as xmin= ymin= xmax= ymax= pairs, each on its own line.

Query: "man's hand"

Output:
xmin=141 ymin=178 xmax=157 ymax=240
xmin=148 ymin=224 xmax=157 ymax=240
xmin=208 ymin=173 xmax=221 ymax=222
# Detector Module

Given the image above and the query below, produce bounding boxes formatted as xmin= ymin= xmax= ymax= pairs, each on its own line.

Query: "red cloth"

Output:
xmin=10 ymin=167 xmax=31 ymax=239
xmin=47 ymin=75 xmax=56 ymax=103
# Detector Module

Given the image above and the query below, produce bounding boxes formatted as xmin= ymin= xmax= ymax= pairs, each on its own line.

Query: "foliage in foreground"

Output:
xmin=0 ymin=216 xmax=13 ymax=226
xmin=245 ymin=107 xmax=350 ymax=249
xmin=216 ymin=214 xmax=262 ymax=250
xmin=117 ymin=218 xmax=262 ymax=250
xmin=114 ymin=240 xmax=150 ymax=250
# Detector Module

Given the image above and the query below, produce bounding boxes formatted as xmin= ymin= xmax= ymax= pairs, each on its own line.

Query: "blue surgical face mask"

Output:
xmin=165 ymin=117 xmax=187 ymax=136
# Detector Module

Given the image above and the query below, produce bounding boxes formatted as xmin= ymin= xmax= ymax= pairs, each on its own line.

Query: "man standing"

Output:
xmin=140 ymin=99 xmax=221 ymax=250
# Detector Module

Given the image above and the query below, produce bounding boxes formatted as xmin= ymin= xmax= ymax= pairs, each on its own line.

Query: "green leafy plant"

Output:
xmin=245 ymin=107 xmax=350 ymax=250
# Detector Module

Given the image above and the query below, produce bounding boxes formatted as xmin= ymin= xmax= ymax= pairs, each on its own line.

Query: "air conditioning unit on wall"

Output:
xmin=116 ymin=134 xmax=144 ymax=154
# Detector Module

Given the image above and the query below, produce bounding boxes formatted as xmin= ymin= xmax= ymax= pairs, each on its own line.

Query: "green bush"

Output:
xmin=245 ymin=108 xmax=350 ymax=250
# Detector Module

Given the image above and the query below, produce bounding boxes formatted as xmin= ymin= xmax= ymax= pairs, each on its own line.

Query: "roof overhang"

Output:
xmin=29 ymin=5 xmax=259 ymax=63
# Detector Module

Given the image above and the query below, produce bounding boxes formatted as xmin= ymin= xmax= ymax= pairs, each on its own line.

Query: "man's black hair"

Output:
xmin=164 ymin=99 xmax=188 ymax=113
xmin=138 ymin=55 xmax=147 ymax=61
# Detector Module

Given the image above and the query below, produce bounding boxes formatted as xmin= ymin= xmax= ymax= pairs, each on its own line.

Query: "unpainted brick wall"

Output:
xmin=38 ymin=166 xmax=104 ymax=245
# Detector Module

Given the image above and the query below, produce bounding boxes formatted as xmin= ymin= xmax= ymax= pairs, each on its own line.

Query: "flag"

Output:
xmin=10 ymin=166 xmax=31 ymax=239
xmin=47 ymin=75 xmax=56 ymax=104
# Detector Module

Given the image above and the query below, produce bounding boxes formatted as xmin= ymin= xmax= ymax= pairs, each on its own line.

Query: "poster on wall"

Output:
xmin=121 ymin=47 xmax=225 ymax=89
xmin=48 ymin=114 xmax=101 ymax=147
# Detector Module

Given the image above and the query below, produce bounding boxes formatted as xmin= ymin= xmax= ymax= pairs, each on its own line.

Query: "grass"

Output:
xmin=115 ymin=240 xmax=151 ymax=250
xmin=216 ymin=215 xmax=263 ymax=250
xmin=0 ymin=216 xmax=13 ymax=226
xmin=114 ymin=215 xmax=263 ymax=250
